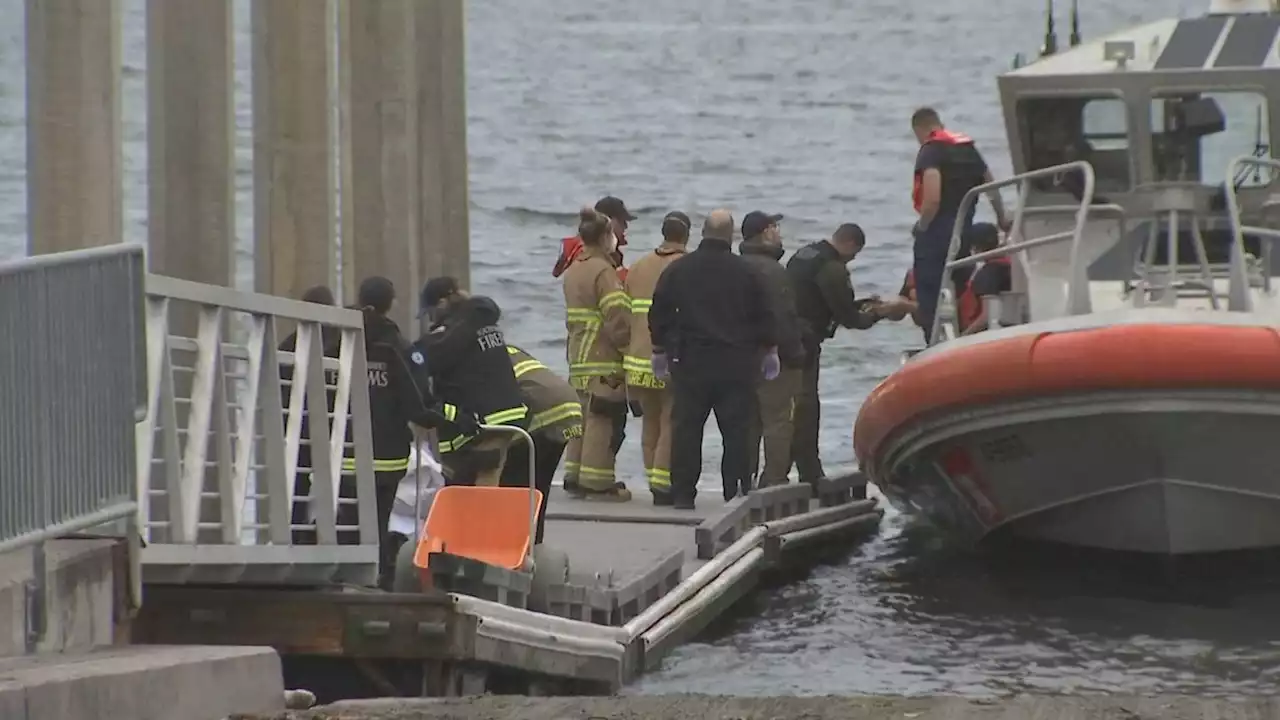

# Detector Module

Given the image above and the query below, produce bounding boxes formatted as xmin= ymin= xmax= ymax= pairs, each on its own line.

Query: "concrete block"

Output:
xmin=0 ymin=540 xmax=120 ymax=656
xmin=0 ymin=646 xmax=284 ymax=720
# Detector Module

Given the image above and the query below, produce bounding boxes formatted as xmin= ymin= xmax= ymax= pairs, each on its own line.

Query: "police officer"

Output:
xmin=499 ymin=345 xmax=583 ymax=544
xmin=738 ymin=211 xmax=806 ymax=488
xmin=415 ymin=276 xmax=529 ymax=487
xmin=910 ymin=107 xmax=1008 ymax=340
xmin=623 ymin=211 xmax=690 ymax=504
xmin=786 ymin=224 xmax=889 ymax=492
xmin=345 ymin=276 xmax=467 ymax=589
xmin=649 ymin=208 xmax=778 ymax=509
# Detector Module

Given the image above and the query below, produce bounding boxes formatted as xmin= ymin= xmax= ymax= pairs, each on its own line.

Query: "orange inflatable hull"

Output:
xmin=854 ymin=323 xmax=1280 ymax=469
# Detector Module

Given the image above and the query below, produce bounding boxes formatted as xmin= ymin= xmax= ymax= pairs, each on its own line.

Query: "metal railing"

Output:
xmin=928 ymin=161 xmax=1127 ymax=344
xmin=1224 ymin=155 xmax=1280 ymax=311
xmin=137 ymin=275 xmax=379 ymax=586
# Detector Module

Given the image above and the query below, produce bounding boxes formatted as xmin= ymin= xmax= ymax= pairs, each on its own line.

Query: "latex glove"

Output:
xmin=761 ymin=349 xmax=780 ymax=381
xmin=651 ymin=352 xmax=670 ymax=380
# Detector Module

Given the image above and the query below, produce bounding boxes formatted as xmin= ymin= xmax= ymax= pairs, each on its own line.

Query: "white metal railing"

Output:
xmin=137 ymin=275 xmax=379 ymax=586
xmin=1224 ymin=155 xmax=1280 ymax=311
xmin=928 ymin=161 xmax=1128 ymax=344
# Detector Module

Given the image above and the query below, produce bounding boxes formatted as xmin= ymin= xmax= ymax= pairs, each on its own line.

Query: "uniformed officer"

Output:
xmin=343 ymin=276 xmax=469 ymax=588
xmin=786 ymin=225 xmax=892 ymax=492
xmin=623 ymin=210 xmax=690 ymax=505
xmin=649 ymin=208 xmax=778 ymax=509
xmin=415 ymin=276 xmax=529 ymax=487
xmin=499 ymin=345 xmax=584 ymax=544
xmin=561 ymin=207 xmax=633 ymax=502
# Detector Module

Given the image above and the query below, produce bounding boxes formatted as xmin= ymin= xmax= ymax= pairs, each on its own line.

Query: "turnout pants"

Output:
xmin=566 ymin=378 xmax=627 ymax=492
xmin=500 ymin=433 xmax=567 ymax=544
xmin=791 ymin=350 xmax=825 ymax=484
xmin=749 ymin=367 xmax=801 ymax=487
xmin=669 ymin=366 xmax=755 ymax=502
xmin=630 ymin=385 xmax=674 ymax=496
xmin=336 ymin=469 xmax=402 ymax=590
xmin=441 ymin=432 xmax=515 ymax=487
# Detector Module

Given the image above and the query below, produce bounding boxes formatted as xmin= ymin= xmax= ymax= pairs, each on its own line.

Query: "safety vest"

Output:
xmin=507 ymin=346 xmax=583 ymax=443
xmin=623 ymin=243 xmax=686 ymax=388
xmin=958 ymin=257 xmax=1011 ymax=331
xmin=911 ymin=129 xmax=986 ymax=216
xmin=561 ymin=246 xmax=631 ymax=390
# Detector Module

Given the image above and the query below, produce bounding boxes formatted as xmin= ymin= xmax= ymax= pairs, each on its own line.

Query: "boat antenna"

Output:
xmin=1041 ymin=0 xmax=1059 ymax=57
xmin=1069 ymin=0 xmax=1082 ymax=46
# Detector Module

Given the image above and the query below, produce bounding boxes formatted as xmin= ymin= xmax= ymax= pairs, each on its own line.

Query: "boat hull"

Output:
xmin=854 ymin=313 xmax=1280 ymax=555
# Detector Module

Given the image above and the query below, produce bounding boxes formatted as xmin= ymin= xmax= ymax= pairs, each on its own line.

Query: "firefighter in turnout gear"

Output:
xmin=346 ymin=277 xmax=462 ymax=589
xmin=562 ymin=207 xmax=633 ymax=502
xmin=623 ymin=211 xmax=689 ymax=504
xmin=499 ymin=345 xmax=583 ymax=543
xmin=415 ymin=276 xmax=529 ymax=487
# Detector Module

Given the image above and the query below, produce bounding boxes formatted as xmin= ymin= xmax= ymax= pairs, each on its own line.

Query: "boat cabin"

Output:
xmin=967 ymin=0 xmax=1280 ymax=331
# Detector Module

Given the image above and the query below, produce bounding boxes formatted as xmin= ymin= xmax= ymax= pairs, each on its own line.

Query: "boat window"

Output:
xmin=1149 ymin=91 xmax=1271 ymax=188
xmin=1018 ymin=96 xmax=1131 ymax=194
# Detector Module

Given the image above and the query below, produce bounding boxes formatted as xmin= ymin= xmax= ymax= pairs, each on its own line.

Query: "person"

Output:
xmin=553 ymin=195 xmax=635 ymax=281
xmin=279 ymin=285 xmax=342 ymax=546
xmin=910 ymin=107 xmax=1009 ymax=340
xmin=561 ymin=207 xmax=633 ymax=502
xmin=414 ymin=276 xmax=529 ymax=487
xmin=786 ymin=224 xmax=897 ymax=491
xmin=623 ymin=211 xmax=690 ymax=505
xmin=649 ymin=208 xmax=778 ymax=509
xmin=346 ymin=276 xmax=463 ymax=589
xmin=499 ymin=345 xmax=583 ymax=543
xmin=959 ymin=223 xmax=1013 ymax=336
xmin=738 ymin=211 xmax=806 ymax=488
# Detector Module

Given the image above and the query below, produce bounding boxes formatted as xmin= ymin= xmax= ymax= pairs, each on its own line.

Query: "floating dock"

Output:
xmin=132 ymin=473 xmax=881 ymax=699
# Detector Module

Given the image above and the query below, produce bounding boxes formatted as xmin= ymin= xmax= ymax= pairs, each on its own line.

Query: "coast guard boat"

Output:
xmin=854 ymin=0 xmax=1280 ymax=555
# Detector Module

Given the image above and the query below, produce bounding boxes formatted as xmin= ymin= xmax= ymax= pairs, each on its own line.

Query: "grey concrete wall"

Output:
xmin=0 ymin=540 xmax=119 ymax=657
xmin=25 ymin=0 xmax=123 ymax=255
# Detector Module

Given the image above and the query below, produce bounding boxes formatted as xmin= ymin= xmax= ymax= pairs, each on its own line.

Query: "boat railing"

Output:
xmin=1225 ymin=155 xmax=1280 ymax=310
xmin=929 ymin=161 xmax=1120 ymax=344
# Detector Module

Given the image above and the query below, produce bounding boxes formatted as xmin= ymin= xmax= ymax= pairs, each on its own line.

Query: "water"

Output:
xmin=3 ymin=0 xmax=1278 ymax=699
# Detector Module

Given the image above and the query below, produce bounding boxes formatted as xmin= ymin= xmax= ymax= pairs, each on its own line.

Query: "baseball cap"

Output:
xmin=356 ymin=276 xmax=395 ymax=314
xmin=741 ymin=211 xmax=783 ymax=240
xmin=594 ymin=196 xmax=636 ymax=222
xmin=418 ymin=276 xmax=460 ymax=317
xmin=663 ymin=210 xmax=691 ymax=229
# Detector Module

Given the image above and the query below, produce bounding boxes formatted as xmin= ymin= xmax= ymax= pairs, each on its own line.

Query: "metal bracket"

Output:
xmin=24 ymin=543 xmax=47 ymax=653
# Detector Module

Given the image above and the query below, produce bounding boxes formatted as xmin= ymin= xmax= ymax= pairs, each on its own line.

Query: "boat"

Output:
xmin=853 ymin=0 xmax=1280 ymax=555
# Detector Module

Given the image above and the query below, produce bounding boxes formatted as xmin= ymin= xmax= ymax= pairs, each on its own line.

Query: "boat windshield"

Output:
xmin=1017 ymin=95 xmax=1131 ymax=195
xmin=1150 ymin=91 xmax=1272 ymax=188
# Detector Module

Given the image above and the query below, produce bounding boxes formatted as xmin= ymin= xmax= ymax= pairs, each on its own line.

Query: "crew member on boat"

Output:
xmin=910 ymin=107 xmax=1008 ymax=341
xmin=623 ymin=211 xmax=691 ymax=505
xmin=958 ymin=223 xmax=1013 ymax=336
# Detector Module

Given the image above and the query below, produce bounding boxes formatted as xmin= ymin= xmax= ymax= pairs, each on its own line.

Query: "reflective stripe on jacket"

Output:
xmin=507 ymin=346 xmax=583 ymax=443
xmin=623 ymin=243 xmax=686 ymax=388
xmin=562 ymin=246 xmax=631 ymax=389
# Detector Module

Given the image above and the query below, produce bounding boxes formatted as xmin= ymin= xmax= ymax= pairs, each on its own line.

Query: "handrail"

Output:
xmin=476 ymin=423 xmax=539 ymax=552
xmin=1223 ymin=155 xmax=1280 ymax=311
xmin=927 ymin=161 xmax=1102 ymax=345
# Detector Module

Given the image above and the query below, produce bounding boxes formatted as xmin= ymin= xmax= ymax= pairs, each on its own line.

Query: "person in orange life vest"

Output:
xmin=553 ymin=195 xmax=635 ymax=282
xmin=959 ymin=223 xmax=1012 ymax=336
xmin=910 ymin=107 xmax=1009 ymax=342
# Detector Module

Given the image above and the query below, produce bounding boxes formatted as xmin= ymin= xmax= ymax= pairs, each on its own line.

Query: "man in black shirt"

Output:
xmin=649 ymin=208 xmax=778 ymax=508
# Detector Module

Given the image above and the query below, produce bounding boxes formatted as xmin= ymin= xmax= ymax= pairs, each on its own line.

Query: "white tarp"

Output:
xmin=386 ymin=441 xmax=446 ymax=539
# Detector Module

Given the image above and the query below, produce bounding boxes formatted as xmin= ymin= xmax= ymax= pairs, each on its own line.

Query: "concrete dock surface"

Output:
xmin=239 ymin=693 xmax=1280 ymax=720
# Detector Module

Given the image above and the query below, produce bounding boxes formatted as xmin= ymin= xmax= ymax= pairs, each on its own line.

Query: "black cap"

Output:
xmin=741 ymin=211 xmax=783 ymax=240
xmin=418 ymin=276 xmax=460 ymax=317
xmin=356 ymin=276 xmax=395 ymax=314
xmin=594 ymin=196 xmax=636 ymax=222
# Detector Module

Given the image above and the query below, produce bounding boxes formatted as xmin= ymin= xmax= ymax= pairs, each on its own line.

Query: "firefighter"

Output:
xmin=344 ymin=276 xmax=470 ymax=589
xmin=910 ymin=107 xmax=1008 ymax=340
xmin=414 ymin=276 xmax=529 ymax=487
xmin=499 ymin=345 xmax=583 ymax=543
xmin=562 ymin=207 xmax=633 ymax=502
xmin=623 ymin=211 xmax=690 ymax=505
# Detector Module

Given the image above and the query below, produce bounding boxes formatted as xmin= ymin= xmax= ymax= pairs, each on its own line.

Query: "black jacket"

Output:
xmin=279 ymin=326 xmax=342 ymax=481
xmin=739 ymin=238 xmax=806 ymax=369
xmin=362 ymin=312 xmax=445 ymax=465
xmin=649 ymin=237 xmax=776 ymax=379
xmin=415 ymin=296 xmax=528 ymax=449
xmin=786 ymin=240 xmax=879 ymax=352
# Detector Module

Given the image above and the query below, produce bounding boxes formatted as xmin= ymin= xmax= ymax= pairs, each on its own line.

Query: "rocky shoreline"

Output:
xmin=237 ymin=693 xmax=1280 ymax=719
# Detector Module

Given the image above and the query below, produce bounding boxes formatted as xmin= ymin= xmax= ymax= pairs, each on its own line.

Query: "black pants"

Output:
xmin=336 ymin=470 xmax=402 ymax=589
xmin=670 ymin=367 xmax=755 ymax=502
xmin=500 ymin=433 xmax=566 ymax=545
xmin=791 ymin=349 xmax=825 ymax=483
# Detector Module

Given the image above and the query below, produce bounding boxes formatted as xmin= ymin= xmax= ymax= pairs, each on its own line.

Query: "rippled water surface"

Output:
xmin=3 ymin=0 xmax=1279 ymax=698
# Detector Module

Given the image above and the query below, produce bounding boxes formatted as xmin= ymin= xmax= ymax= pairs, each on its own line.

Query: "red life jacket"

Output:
xmin=912 ymin=129 xmax=975 ymax=213
xmin=958 ymin=256 xmax=1010 ymax=331
xmin=551 ymin=236 xmax=628 ymax=280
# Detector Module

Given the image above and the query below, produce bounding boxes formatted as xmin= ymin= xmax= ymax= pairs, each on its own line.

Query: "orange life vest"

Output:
xmin=958 ymin=256 xmax=1010 ymax=331
xmin=912 ymin=129 xmax=975 ymax=213
xmin=552 ymin=236 xmax=627 ymax=281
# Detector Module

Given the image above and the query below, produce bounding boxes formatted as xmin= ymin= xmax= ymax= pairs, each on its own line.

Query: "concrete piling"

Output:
xmin=24 ymin=0 xmax=123 ymax=255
